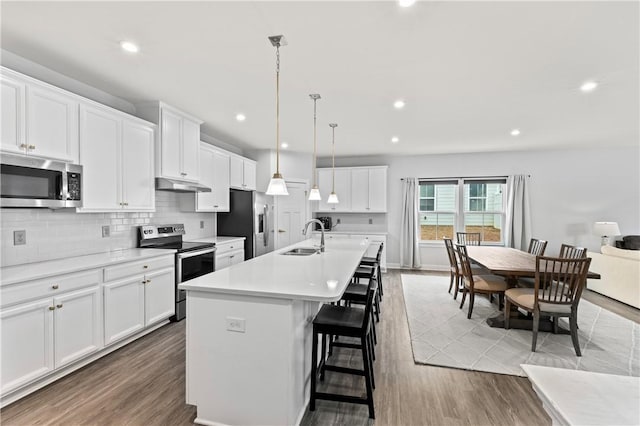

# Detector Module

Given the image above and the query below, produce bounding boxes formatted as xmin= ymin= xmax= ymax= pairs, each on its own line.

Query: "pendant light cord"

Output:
xmin=275 ymin=44 xmax=280 ymax=175
xmin=313 ymin=98 xmax=317 ymax=187
xmin=331 ymin=125 xmax=336 ymax=192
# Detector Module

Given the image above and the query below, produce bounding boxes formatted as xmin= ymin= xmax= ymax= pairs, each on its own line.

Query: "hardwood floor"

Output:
xmin=2 ymin=270 xmax=637 ymax=425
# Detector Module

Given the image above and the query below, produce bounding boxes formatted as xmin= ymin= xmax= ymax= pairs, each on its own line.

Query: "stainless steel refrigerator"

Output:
xmin=217 ymin=189 xmax=274 ymax=259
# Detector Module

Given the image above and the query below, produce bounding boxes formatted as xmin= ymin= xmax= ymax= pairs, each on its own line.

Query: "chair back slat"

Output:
xmin=361 ymin=267 xmax=377 ymax=332
xmin=528 ymin=238 xmax=548 ymax=256
xmin=443 ymin=238 xmax=458 ymax=273
xmin=456 ymin=232 xmax=481 ymax=246
xmin=535 ymin=256 xmax=591 ymax=308
xmin=455 ymin=244 xmax=475 ymax=290
xmin=559 ymin=243 xmax=587 ymax=259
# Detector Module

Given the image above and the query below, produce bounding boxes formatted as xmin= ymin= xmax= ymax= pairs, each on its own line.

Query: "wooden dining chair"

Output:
xmin=504 ymin=256 xmax=591 ymax=356
xmin=456 ymin=232 xmax=481 ymax=246
xmin=527 ymin=238 xmax=548 ymax=256
xmin=456 ymin=244 xmax=507 ymax=319
xmin=443 ymin=238 xmax=462 ymax=297
xmin=559 ymin=243 xmax=587 ymax=259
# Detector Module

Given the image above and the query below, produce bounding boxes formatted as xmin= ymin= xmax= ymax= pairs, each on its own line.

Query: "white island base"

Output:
xmin=181 ymin=239 xmax=369 ymax=425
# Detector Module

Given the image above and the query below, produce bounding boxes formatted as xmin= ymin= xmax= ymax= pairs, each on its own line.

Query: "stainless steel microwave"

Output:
xmin=1 ymin=154 xmax=82 ymax=209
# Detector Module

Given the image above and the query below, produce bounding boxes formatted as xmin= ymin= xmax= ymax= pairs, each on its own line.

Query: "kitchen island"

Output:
xmin=179 ymin=237 xmax=369 ymax=426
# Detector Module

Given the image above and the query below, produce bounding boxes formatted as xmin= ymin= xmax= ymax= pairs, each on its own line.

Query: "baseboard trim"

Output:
xmin=1 ymin=319 xmax=170 ymax=408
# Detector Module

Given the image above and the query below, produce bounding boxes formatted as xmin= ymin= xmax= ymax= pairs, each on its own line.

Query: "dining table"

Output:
xmin=465 ymin=246 xmax=601 ymax=332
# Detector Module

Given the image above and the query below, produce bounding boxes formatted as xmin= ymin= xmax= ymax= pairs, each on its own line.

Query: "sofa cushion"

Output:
xmin=601 ymin=245 xmax=640 ymax=261
xmin=623 ymin=235 xmax=640 ymax=250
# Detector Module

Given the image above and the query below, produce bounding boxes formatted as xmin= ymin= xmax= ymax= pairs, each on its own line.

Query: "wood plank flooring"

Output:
xmin=1 ymin=270 xmax=637 ymax=425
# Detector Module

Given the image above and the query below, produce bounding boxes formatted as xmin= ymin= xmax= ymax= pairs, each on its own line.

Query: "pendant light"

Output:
xmin=265 ymin=35 xmax=289 ymax=196
xmin=327 ymin=123 xmax=339 ymax=204
xmin=308 ymin=94 xmax=322 ymax=201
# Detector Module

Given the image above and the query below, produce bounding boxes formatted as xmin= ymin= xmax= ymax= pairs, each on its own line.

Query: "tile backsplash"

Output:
xmin=1 ymin=191 xmax=214 ymax=267
xmin=313 ymin=213 xmax=388 ymax=233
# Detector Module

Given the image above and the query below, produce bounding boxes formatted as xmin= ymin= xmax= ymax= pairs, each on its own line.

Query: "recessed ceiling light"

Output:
xmin=281 ymin=142 xmax=289 ymax=149
xmin=510 ymin=129 xmax=521 ymax=136
xmin=391 ymin=136 xmax=400 ymax=143
xmin=120 ymin=41 xmax=139 ymax=53
xmin=393 ymin=100 xmax=405 ymax=109
xmin=399 ymin=0 xmax=416 ymax=7
xmin=235 ymin=113 xmax=246 ymax=122
xmin=580 ymin=80 xmax=598 ymax=93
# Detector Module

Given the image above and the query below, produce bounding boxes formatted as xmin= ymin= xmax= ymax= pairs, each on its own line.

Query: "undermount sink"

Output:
xmin=281 ymin=248 xmax=319 ymax=256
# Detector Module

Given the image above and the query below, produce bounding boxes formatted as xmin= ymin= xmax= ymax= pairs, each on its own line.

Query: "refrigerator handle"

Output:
xmin=263 ymin=204 xmax=269 ymax=247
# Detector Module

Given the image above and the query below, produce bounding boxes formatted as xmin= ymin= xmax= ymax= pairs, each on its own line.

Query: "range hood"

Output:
xmin=155 ymin=178 xmax=211 ymax=193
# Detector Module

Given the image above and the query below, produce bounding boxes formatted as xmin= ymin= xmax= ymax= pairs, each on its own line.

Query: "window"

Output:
xmin=419 ymin=178 xmax=506 ymax=244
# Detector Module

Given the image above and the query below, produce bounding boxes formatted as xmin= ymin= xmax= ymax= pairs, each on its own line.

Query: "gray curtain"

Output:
xmin=400 ymin=178 xmax=421 ymax=268
xmin=505 ymin=175 xmax=532 ymax=251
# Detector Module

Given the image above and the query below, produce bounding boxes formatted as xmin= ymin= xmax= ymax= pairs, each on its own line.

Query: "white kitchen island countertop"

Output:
xmin=179 ymin=238 xmax=369 ymax=302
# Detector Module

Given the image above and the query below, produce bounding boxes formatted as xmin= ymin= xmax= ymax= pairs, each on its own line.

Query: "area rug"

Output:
xmin=401 ymin=274 xmax=640 ymax=377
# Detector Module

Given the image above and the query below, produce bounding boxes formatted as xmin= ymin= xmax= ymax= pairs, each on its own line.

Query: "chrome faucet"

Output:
xmin=303 ymin=219 xmax=325 ymax=253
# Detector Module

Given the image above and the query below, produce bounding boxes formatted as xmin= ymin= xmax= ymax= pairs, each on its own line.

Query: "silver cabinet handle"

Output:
xmin=28 ymin=145 xmax=36 ymax=150
xmin=56 ymin=304 xmax=63 ymax=309
xmin=52 ymin=284 xmax=59 ymax=290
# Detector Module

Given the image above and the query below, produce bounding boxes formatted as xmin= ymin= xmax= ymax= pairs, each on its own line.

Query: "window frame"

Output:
xmin=418 ymin=177 xmax=506 ymax=245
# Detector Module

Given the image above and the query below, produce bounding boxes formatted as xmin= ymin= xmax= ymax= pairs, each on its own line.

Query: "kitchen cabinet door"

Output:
xmin=196 ymin=145 xmax=216 ymax=211
xmin=216 ymin=254 xmax=232 ymax=271
xmin=316 ymin=169 xmax=333 ymax=212
xmin=26 ymin=84 xmax=79 ymax=162
xmin=243 ymin=160 xmax=257 ymax=190
xmin=212 ymin=150 xmax=230 ymax=211
xmin=122 ymin=120 xmax=155 ymax=211
xmin=103 ymin=277 xmax=145 ymax=345
xmin=53 ymin=286 xmax=102 ymax=368
xmin=330 ymin=169 xmax=351 ymax=212
xmin=229 ymin=155 xmax=244 ymax=189
xmin=144 ymin=268 xmax=175 ymax=326
xmin=350 ymin=169 xmax=369 ymax=212
xmin=160 ymin=108 xmax=183 ymax=180
xmin=181 ymin=118 xmax=200 ymax=182
xmin=368 ymin=168 xmax=387 ymax=212
xmin=0 ymin=298 xmax=54 ymax=394
xmin=1 ymin=73 xmax=25 ymax=155
xmin=79 ymin=104 xmax=121 ymax=210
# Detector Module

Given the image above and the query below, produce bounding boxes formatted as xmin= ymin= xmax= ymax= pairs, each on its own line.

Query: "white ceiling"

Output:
xmin=1 ymin=1 xmax=638 ymax=157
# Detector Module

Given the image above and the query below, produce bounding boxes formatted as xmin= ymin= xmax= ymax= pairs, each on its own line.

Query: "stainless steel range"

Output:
xmin=138 ymin=224 xmax=216 ymax=321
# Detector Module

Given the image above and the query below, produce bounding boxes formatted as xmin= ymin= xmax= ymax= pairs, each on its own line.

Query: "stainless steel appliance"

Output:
xmin=138 ymin=224 xmax=216 ymax=321
xmin=316 ymin=216 xmax=332 ymax=231
xmin=1 ymin=153 xmax=82 ymax=209
xmin=217 ymin=189 xmax=275 ymax=259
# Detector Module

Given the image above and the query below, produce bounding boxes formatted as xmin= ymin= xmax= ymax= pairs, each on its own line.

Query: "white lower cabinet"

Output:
xmin=103 ymin=277 xmax=145 ymax=345
xmin=144 ymin=268 xmax=175 ymax=325
xmin=215 ymin=240 xmax=245 ymax=271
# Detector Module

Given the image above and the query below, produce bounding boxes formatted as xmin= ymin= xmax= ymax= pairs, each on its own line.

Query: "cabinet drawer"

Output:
xmin=103 ymin=255 xmax=174 ymax=282
xmin=1 ymin=269 xmax=101 ymax=308
xmin=215 ymin=241 xmax=244 ymax=256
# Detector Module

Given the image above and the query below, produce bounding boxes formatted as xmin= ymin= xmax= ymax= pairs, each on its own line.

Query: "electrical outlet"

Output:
xmin=102 ymin=225 xmax=110 ymax=238
xmin=226 ymin=317 xmax=246 ymax=333
xmin=13 ymin=230 xmax=26 ymax=245
xmin=368 ymin=218 xmax=373 ymax=224
xmin=200 ymin=220 xmax=204 ymax=229
xmin=336 ymin=218 xmax=341 ymax=224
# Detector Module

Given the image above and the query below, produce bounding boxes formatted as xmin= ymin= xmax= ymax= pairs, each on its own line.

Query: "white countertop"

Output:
xmin=0 ymin=248 xmax=177 ymax=286
xmin=179 ymin=238 xmax=369 ymax=302
xmin=312 ymin=230 xmax=388 ymax=235
xmin=522 ymin=365 xmax=640 ymax=426
xmin=190 ymin=236 xmax=246 ymax=245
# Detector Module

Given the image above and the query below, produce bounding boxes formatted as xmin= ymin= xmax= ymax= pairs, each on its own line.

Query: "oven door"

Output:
xmin=176 ymin=247 xmax=216 ymax=298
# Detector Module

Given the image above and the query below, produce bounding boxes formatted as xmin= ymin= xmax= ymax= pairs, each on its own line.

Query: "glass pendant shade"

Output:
xmin=327 ymin=192 xmax=339 ymax=204
xmin=308 ymin=186 xmax=321 ymax=201
xmin=266 ymin=174 xmax=289 ymax=196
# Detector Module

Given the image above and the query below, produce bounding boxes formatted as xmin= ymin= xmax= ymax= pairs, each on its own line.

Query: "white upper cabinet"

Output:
xmin=1 ymin=68 xmax=79 ymax=163
xmin=136 ymin=101 xmax=202 ymax=183
xmin=229 ymin=154 xmax=256 ymax=191
xmin=182 ymin=143 xmax=231 ymax=212
xmin=1 ymin=72 xmax=25 ymax=154
xmin=315 ymin=166 xmax=387 ymax=213
xmin=79 ymin=103 xmax=155 ymax=212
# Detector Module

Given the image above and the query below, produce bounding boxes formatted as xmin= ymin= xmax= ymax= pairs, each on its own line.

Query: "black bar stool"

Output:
xmin=310 ymin=269 xmax=377 ymax=419
xmin=357 ymin=242 xmax=384 ymax=297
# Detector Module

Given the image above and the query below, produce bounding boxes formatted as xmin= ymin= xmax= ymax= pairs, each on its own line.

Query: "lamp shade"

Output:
xmin=593 ymin=222 xmax=621 ymax=237
xmin=266 ymin=175 xmax=289 ymax=196
xmin=327 ymin=192 xmax=339 ymax=204
xmin=308 ymin=186 xmax=321 ymax=201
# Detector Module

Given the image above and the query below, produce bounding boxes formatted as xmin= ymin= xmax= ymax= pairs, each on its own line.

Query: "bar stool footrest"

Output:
xmin=323 ymin=364 xmax=365 ymax=376
xmin=315 ymin=392 xmax=370 ymax=405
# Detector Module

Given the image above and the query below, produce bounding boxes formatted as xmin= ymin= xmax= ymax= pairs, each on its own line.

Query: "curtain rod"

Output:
xmin=401 ymin=175 xmax=530 ymax=180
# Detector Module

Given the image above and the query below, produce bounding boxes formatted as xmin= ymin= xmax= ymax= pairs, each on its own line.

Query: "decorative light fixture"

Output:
xmin=308 ymin=94 xmax=322 ymax=201
xmin=593 ymin=221 xmax=620 ymax=246
xmin=327 ymin=123 xmax=339 ymax=204
xmin=266 ymin=35 xmax=289 ymax=196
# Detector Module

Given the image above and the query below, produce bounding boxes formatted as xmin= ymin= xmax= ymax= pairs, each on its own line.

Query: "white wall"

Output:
xmin=248 ymin=149 xmax=313 ymax=193
xmin=1 ymin=191 xmax=214 ymax=267
xmin=319 ymin=145 xmax=640 ymax=269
